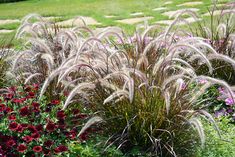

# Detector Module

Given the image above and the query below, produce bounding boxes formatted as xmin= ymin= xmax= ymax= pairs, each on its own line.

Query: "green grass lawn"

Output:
xmin=0 ymin=0 xmax=232 ymax=46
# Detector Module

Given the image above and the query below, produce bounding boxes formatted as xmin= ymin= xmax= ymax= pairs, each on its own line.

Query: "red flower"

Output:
xmin=0 ymin=104 xmax=5 ymax=112
xmin=68 ymin=130 xmax=77 ymax=139
xmin=4 ymin=93 xmax=14 ymax=100
xmin=57 ymin=110 xmax=66 ymax=119
xmin=76 ymin=113 xmax=88 ymax=119
xmin=17 ymin=144 xmax=27 ymax=153
xmin=12 ymin=98 xmax=26 ymax=103
xmin=8 ymin=86 xmax=17 ymax=92
xmin=44 ymin=140 xmax=54 ymax=148
xmin=51 ymin=100 xmax=60 ymax=105
xmin=5 ymin=107 xmax=12 ymax=113
xmin=6 ymin=139 xmax=16 ymax=147
xmin=17 ymin=124 xmax=24 ymax=133
xmin=8 ymin=114 xmax=16 ymax=121
xmin=27 ymin=92 xmax=35 ymax=98
xmin=43 ymin=149 xmax=50 ymax=156
xmin=36 ymin=124 xmax=43 ymax=132
xmin=33 ymin=146 xmax=42 ymax=153
xmin=27 ymin=125 xmax=37 ymax=133
xmin=54 ymin=145 xmax=68 ymax=154
xmin=22 ymin=135 xmax=33 ymax=143
xmin=24 ymin=85 xmax=31 ymax=92
xmin=32 ymin=84 xmax=39 ymax=91
xmin=20 ymin=106 xmax=30 ymax=117
xmin=9 ymin=122 xmax=19 ymax=131
xmin=31 ymin=132 xmax=40 ymax=139
xmin=73 ymin=109 xmax=80 ymax=115
xmin=21 ymin=123 xmax=28 ymax=128
xmin=46 ymin=121 xmax=57 ymax=132
xmin=79 ymin=132 xmax=89 ymax=141
xmin=32 ymin=102 xmax=40 ymax=108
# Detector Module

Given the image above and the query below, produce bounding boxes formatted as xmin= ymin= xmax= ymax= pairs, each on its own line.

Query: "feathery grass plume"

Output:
xmin=11 ymin=10 xmax=235 ymax=156
xmin=191 ymin=3 xmax=235 ymax=84
xmin=0 ymin=44 xmax=14 ymax=88
xmin=78 ymin=116 xmax=103 ymax=137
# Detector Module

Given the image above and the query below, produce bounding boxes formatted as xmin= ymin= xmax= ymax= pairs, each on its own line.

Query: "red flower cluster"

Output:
xmin=0 ymin=84 xmax=94 ymax=156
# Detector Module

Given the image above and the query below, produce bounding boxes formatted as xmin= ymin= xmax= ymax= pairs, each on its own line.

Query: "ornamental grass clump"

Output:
xmin=12 ymin=12 xmax=235 ymax=156
xmin=192 ymin=3 xmax=235 ymax=84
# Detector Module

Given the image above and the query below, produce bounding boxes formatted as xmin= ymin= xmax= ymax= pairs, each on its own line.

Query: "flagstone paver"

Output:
xmin=57 ymin=17 xmax=101 ymax=27
xmin=0 ymin=19 xmax=20 ymax=25
xmin=164 ymin=1 xmax=173 ymax=5
xmin=104 ymin=15 xmax=116 ymax=18
xmin=162 ymin=8 xmax=199 ymax=18
xmin=0 ymin=29 xmax=14 ymax=34
xmin=116 ymin=16 xmax=154 ymax=25
xmin=130 ymin=12 xmax=144 ymax=16
xmin=177 ymin=2 xmax=203 ymax=7
xmin=152 ymin=7 xmax=167 ymax=12
xmin=43 ymin=16 xmax=60 ymax=22
xmin=155 ymin=17 xmax=201 ymax=26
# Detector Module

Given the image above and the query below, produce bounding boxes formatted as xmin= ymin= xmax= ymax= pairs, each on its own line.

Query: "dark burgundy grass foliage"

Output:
xmin=0 ymin=84 xmax=95 ymax=156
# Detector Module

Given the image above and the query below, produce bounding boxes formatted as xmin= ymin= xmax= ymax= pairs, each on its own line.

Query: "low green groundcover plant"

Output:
xmin=0 ymin=84 xmax=98 ymax=156
xmin=197 ymin=117 xmax=235 ymax=157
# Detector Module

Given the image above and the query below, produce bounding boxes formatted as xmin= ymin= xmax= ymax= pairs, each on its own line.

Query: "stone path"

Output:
xmin=0 ymin=19 xmax=20 ymax=25
xmin=56 ymin=16 xmax=101 ymax=27
xmin=162 ymin=8 xmax=199 ymax=18
xmin=177 ymin=2 xmax=203 ymax=7
xmin=116 ymin=16 xmax=153 ymax=24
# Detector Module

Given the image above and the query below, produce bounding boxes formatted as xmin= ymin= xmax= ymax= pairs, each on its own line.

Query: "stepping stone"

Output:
xmin=162 ymin=8 xmax=199 ymax=18
xmin=130 ymin=12 xmax=144 ymax=16
xmin=152 ymin=7 xmax=167 ymax=12
xmin=177 ymin=2 xmax=203 ymax=7
xmin=155 ymin=17 xmax=201 ymax=26
xmin=57 ymin=16 xmax=101 ymax=27
xmin=0 ymin=29 xmax=14 ymax=34
xmin=116 ymin=16 xmax=154 ymax=25
xmin=94 ymin=26 xmax=122 ymax=35
xmin=43 ymin=16 xmax=60 ymax=22
xmin=164 ymin=1 xmax=173 ymax=5
xmin=155 ymin=20 xmax=173 ymax=25
xmin=104 ymin=15 xmax=116 ymax=18
xmin=0 ymin=19 xmax=20 ymax=25
xmin=203 ymin=9 xmax=235 ymax=16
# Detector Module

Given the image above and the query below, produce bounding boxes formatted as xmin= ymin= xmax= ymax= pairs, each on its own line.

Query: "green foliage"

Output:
xmin=197 ymin=118 xmax=235 ymax=157
xmin=0 ymin=0 xmax=25 ymax=3
xmin=69 ymin=136 xmax=123 ymax=157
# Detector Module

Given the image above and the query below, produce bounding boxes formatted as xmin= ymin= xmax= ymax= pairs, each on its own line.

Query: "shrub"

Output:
xmin=0 ymin=84 xmax=101 ymax=156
